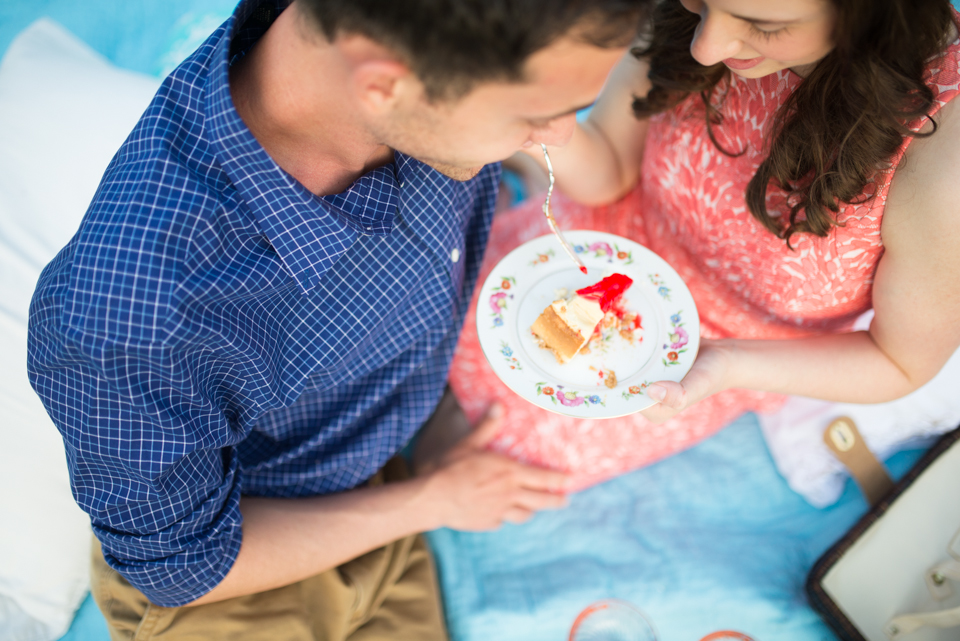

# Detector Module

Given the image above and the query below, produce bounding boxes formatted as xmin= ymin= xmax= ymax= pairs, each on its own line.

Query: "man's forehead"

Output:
xmin=417 ymin=31 xmax=629 ymax=115
xmin=524 ymin=36 xmax=630 ymax=85
xmin=473 ymin=40 xmax=627 ymax=104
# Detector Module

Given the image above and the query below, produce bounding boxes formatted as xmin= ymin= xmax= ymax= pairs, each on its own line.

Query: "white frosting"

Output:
xmin=550 ymin=296 xmax=604 ymax=341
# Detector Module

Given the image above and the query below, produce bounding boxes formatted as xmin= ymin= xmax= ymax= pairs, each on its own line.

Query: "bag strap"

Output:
xmin=886 ymin=605 xmax=960 ymax=639
xmin=885 ymin=560 xmax=960 ymax=638
xmin=823 ymin=417 xmax=894 ymax=506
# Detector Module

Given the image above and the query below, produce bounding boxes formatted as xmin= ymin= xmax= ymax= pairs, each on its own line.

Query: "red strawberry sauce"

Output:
xmin=575 ymin=273 xmax=634 ymax=313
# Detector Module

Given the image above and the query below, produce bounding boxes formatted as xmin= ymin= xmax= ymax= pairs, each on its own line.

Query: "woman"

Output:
xmin=448 ymin=0 xmax=960 ymax=490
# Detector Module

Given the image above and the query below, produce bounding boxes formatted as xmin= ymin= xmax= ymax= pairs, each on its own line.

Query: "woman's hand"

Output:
xmin=638 ymin=339 xmax=735 ymax=423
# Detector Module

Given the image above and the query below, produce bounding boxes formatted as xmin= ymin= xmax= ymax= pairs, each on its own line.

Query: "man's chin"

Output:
xmin=422 ymin=160 xmax=485 ymax=182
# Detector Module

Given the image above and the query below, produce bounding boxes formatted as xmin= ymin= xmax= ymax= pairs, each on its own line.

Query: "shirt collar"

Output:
xmin=203 ymin=0 xmax=405 ymax=294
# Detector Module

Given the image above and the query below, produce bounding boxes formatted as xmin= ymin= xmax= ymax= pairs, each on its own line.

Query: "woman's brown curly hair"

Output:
xmin=632 ymin=0 xmax=956 ymax=247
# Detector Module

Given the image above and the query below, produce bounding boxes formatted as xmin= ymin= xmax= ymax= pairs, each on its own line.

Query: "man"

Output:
xmin=28 ymin=0 xmax=647 ymax=638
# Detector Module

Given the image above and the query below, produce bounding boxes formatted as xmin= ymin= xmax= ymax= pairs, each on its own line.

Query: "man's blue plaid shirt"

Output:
xmin=27 ymin=0 xmax=498 ymax=607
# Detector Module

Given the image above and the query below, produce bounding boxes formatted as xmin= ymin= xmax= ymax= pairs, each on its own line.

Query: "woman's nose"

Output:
xmin=528 ymin=112 xmax=578 ymax=148
xmin=689 ymin=8 xmax=744 ymax=66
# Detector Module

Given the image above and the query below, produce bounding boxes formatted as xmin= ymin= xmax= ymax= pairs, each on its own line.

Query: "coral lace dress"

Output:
xmin=449 ymin=24 xmax=960 ymax=490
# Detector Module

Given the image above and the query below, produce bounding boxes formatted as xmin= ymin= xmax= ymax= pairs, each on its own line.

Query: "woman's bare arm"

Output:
xmin=639 ymin=96 xmax=960 ymax=421
xmin=521 ymin=49 xmax=654 ymax=205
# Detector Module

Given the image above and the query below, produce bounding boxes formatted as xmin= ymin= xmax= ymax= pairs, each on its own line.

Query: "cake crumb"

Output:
xmin=604 ymin=370 xmax=617 ymax=389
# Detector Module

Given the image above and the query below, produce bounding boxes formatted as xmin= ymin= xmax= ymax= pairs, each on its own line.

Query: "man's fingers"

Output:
xmin=430 ymin=449 xmax=573 ymax=531
xmin=502 ymin=507 xmax=534 ymax=525
xmin=515 ymin=462 xmax=571 ymax=492
xmin=462 ymin=403 xmax=504 ymax=448
xmin=513 ymin=488 xmax=568 ymax=511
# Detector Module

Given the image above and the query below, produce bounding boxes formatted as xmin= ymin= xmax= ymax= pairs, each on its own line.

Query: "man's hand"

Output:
xmin=416 ymin=401 xmax=571 ymax=531
xmin=190 ymin=398 xmax=570 ymax=606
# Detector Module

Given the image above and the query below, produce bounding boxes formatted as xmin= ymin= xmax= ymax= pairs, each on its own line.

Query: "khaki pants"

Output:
xmin=90 ymin=460 xmax=447 ymax=641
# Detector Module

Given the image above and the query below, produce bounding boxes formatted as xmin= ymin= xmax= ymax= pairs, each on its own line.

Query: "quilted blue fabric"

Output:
xmin=426 ymin=414 xmax=925 ymax=641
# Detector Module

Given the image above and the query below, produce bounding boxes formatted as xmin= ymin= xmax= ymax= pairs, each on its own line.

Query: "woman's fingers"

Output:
xmin=639 ymin=381 xmax=689 ymax=423
xmin=644 ymin=381 xmax=686 ymax=410
xmin=640 ymin=340 xmax=733 ymax=423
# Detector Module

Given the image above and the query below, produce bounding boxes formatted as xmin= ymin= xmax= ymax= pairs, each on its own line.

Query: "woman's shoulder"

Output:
xmin=883 ymin=94 xmax=960 ymax=248
xmin=913 ymin=16 xmax=960 ymax=133
xmin=891 ymin=12 xmax=960 ymax=198
xmin=877 ymin=17 xmax=960 ymax=230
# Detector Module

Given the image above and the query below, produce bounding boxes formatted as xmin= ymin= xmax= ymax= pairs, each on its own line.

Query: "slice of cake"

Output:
xmin=531 ymin=273 xmax=633 ymax=363
xmin=531 ymin=296 xmax=605 ymax=363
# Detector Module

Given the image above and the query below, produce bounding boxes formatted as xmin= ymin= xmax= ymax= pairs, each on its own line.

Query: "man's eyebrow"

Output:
xmin=532 ymin=101 xmax=596 ymax=123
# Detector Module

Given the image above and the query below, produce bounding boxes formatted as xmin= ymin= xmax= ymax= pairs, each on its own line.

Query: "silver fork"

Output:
xmin=541 ymin=144 xmax=588 ymax=275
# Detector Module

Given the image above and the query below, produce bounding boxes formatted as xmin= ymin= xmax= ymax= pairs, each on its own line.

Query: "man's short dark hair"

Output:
xmin=298 ymin=0 xmax=650 ymax=101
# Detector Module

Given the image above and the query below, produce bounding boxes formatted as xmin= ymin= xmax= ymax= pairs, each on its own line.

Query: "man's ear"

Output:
xmin=336 ymin=35 xmax=419 ymax=116
xmin=352 ymin=58 xmax=416 ymax=115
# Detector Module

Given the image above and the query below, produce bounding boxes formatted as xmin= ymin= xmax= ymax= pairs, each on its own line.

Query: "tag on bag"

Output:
xmin=822 ymin=417 xmax=894 ymax=506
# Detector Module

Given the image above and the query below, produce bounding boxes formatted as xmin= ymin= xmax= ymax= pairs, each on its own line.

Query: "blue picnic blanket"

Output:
xmin=426 ymin=414 xmax=923 ymax=641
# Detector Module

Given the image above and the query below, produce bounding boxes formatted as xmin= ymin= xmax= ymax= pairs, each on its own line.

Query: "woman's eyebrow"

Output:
xmin=729 ymin=13 xmax=801 ymax=25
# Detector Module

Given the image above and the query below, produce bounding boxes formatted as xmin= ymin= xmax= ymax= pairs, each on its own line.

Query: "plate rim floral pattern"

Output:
xmin=476 ymin=231 xmax=701 ymax=419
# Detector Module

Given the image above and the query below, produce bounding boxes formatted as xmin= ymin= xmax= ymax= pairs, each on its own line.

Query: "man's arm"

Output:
xmin=189 ymin=405 xmax=569 ymax=606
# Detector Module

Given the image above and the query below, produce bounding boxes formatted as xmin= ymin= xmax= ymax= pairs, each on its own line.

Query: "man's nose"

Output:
xmin=689 ymin=9 xmax=743 ymax=66
xmin=528 ymin=113 xmax=578 ymax=148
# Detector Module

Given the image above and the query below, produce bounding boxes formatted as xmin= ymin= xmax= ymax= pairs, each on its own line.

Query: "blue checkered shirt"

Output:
xmin=27 ymin=0 xmax=498 ymax=607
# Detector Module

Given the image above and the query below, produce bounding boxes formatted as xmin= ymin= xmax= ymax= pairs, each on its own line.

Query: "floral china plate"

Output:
xmin=476 ymin=231 xmax=700 ymax=419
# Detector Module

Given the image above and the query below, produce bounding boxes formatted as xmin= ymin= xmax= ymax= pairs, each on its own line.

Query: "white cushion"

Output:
xmin=0 ymin=19 xmax=159 ymax=641
xmin=759 ymin=311 xmax=960 ymax=508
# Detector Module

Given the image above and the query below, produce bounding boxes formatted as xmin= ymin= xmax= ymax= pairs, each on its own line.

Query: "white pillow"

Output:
xmin=0 ymin=19 xmax=159 ymax=641
xmin=759 ymin=311 xmax=960 ymax=508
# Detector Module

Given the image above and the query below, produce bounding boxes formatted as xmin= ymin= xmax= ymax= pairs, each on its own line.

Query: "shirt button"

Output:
xmin=450 ymin=248 xmax=461 ymax=263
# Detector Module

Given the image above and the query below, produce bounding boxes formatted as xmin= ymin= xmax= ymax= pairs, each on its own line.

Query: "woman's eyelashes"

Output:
xmin=748 ymin=22 xmax=789 ymax=41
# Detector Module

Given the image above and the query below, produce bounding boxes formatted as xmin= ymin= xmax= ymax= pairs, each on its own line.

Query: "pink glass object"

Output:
xmin=698 ymin=632 xmax=756 ymax=641
xmin=568 ymin=600 xmax=658 ymax=641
